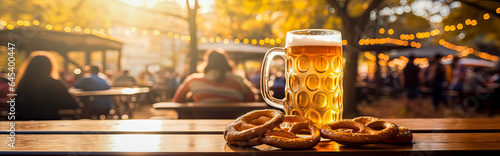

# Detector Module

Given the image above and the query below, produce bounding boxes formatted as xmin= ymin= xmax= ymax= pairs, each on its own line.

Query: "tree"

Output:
xmin=209 ymin=0 xmax=342 ymax=42
xmin=327 ymin=0 xmax=385 ymax=118
xmin=441 ymin=0 xmax=500 ymax=54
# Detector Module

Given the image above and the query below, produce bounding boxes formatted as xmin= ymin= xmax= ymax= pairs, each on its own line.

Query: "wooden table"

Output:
xmin=153 ymin=102 xmax=272 ymax=119
xmin=1 ymin=118 xmax=500 ymax=155
xmin=69 ymin=87 xmax=150 ymax=119
xmin=69 ymin=87 xmax=150 ymax=97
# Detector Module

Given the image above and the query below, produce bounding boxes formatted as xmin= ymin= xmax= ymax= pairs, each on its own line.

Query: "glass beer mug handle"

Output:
xmin=260 ymin=47 xmax=285 ymax=110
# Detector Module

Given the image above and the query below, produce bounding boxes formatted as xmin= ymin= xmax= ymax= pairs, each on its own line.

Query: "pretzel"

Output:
xmin=259 ymin=115 xmax=321 ymax=149
xmin=357 ymin=117 xmax=413 ymax=144
xmin=352 ymin=116 xmax=380 ymax=125
xmin=320 ymin=120 xmax=399 ymax=145
xmin=224 ymin=109 xmax=284 ymax=146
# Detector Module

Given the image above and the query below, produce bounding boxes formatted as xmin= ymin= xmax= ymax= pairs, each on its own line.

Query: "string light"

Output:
xmin=45 ymin=24 xmax=53 ymax=30
xmin=456 ymin=23 xmax=463 ymax=30
xmin=7 ymin=24 xmax=14 ymax=30
xmin=359 ymin=37 xmax=418 ymax=48
xmin=470 ymin=20 xmax=477 ymax=26
xmin=439 ymin=39 xmax=498 ymax=62
xmin=388 ymin=29 xmax=394 ymax=35
xmin=64 ymin=26 xmax=71 ymax=32
xmin=251 ymin=39 xmax=257 ymax=45
xmin=32 ymin=20 xmax=40 ymax=26
xmin=84 ymin=28 xmax=91 ymax=34
xmin=483 ymin=13 xmax=490 ymax=20
xmin=379 ymin=28 xmax=385 ymax=34
xmin=0 ymin=21 xmax=7 ymax=26
xmin=16 ymin=20 xmax=23 ymax=26
xmin=74 ymin=26 xmax=81 ymax=32
xmin=342 ymin=40 xmax=348 ymax=45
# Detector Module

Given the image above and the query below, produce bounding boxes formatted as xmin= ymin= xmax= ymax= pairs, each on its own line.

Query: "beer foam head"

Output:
xmin=286 ymin=29 xmax=342 ymax=47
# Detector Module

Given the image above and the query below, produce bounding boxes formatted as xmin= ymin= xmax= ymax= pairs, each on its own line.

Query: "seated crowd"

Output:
xmin=2 ymin=49 xmax=259 ymax=120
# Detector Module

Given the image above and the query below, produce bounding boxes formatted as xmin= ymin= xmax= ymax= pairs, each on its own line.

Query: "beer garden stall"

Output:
xmin=0 ymin=29 xmax=123 ymax=73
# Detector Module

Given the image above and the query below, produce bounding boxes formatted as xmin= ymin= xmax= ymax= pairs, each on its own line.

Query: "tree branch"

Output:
xmin=457 ymin=0 xmax=500 ymax=18
xmin=356 ymin=0 xmax=383 ymax=25
xmin=327 ymin=0 xmax=351 ymax=21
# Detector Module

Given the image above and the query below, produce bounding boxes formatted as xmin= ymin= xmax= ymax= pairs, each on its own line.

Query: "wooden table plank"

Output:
xmin=1 ymin=133 xmax=500 ymax=155
xmin=153 ymin=102 xmax=272 ymax=119
xmin=2 ymin=118 xmax=500 ymax=134
xmin=69 ymin=87 xmax=150 ymax=97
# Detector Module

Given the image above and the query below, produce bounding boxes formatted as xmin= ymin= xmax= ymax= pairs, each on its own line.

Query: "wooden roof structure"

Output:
xmin=0 ymin=28 xmax=123 ymax=71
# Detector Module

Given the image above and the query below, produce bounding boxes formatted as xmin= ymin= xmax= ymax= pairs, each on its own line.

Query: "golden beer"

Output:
xmin=285 ymin=45 xmax=343 ymax=127
xmin=261 ymin=29 xmax=343 ymax=127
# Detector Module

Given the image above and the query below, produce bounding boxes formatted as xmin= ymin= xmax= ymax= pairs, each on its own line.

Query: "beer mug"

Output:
xmin=261 ymin=29 xmax=343 ymax=127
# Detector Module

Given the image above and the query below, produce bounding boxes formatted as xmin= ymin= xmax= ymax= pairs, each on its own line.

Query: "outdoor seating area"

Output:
xmin=1 ymin=0 xmax=500 ymax=155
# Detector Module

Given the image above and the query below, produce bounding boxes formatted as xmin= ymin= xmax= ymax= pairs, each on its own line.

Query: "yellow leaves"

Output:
xmin=292 ymin=1 xmax=308 ymax=10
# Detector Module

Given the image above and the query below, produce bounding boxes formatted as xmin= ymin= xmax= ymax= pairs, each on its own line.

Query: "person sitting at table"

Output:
xmin=74 ymin=65 xmax=113 ymax=119
xmin=114 ymin=70 xmax=137 ymax=87
xmin=172 ymin=49 xmax=257 ymax=103
xmin=16 ymin=51 xmax=79 ymax=120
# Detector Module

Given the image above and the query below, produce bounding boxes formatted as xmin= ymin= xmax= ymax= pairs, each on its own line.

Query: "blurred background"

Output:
xmin=0 ymin=0 xmax=499 ymax=120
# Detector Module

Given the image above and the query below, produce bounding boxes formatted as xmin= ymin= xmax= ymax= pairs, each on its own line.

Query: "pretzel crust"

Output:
xmin=320 ymin=120 xmax=399 ymax=145
xmin=224 ymin=109 xmax=284 ymax=146
xmin=259 ymin=115 xmax=321 ymax=149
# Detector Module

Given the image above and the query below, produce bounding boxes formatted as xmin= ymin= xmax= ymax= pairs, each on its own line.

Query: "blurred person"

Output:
xmin=389 ymin=71 xmax=402 ymax=97
xmin=74 ymin=65 xmax=113 ymax=118
xmin=449 ymin=59 xmax=466 ymax=92
xmin=427 ymin=54 xmax=447 ymax=111
xmin=165 ymin=71 xmax=181 ymax=100
xmin=491 ymin=63 xmax=500 ymax=116
xmin=80 ymin=64 xmax=113 ymax=86
xmin=270 ymin=71 xmax=286 ymax=99
xmin=250 ymin=69 xmax=261 ymax=89
xmin=16 ymin=51 xmax=79 ymax=120
xmin=172 ymin=49 xmax=257 ymax=103
xmin=403 ymin=55 xmax=420 ymax=110
xmin=114 ymin=70 xmax=137 ymax=87
xmin=463 ymin=67 xmax=488 ymax=95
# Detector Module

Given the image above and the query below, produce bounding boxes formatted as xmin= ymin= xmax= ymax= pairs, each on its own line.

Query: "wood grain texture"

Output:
xmin=1 ymin=133 xmax=500 ymax=155
xmin=2 ymin=118 xmax=500 ymax=134
xmin=68 ymin=87 xmax=149 ymax=96
xmin=153 ymin=102 xmax=273 ymax=119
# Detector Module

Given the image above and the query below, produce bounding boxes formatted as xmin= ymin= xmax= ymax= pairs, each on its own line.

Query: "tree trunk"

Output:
xmin=188 ymin=2 xmax=198 ymax=74
xmin=341 ymin=25 xmax=360 ymax=118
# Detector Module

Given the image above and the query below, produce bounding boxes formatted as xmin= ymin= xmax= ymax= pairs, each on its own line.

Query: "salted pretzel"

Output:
xmin=224 ymin=109 xmax=284 ymax=146
xmin=259 ymin=115 xmax=321 ymax=149
xmin=320 ymin=120 xmax=399 ymax=145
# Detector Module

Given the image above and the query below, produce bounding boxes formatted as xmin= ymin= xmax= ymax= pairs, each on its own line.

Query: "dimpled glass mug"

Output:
xmin=261 ymin=29 xmax=343 ymax=127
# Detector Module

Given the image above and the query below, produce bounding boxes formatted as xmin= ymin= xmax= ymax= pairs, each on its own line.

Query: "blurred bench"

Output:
xmin=152 ymin=102 xmax=273 ymax=119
